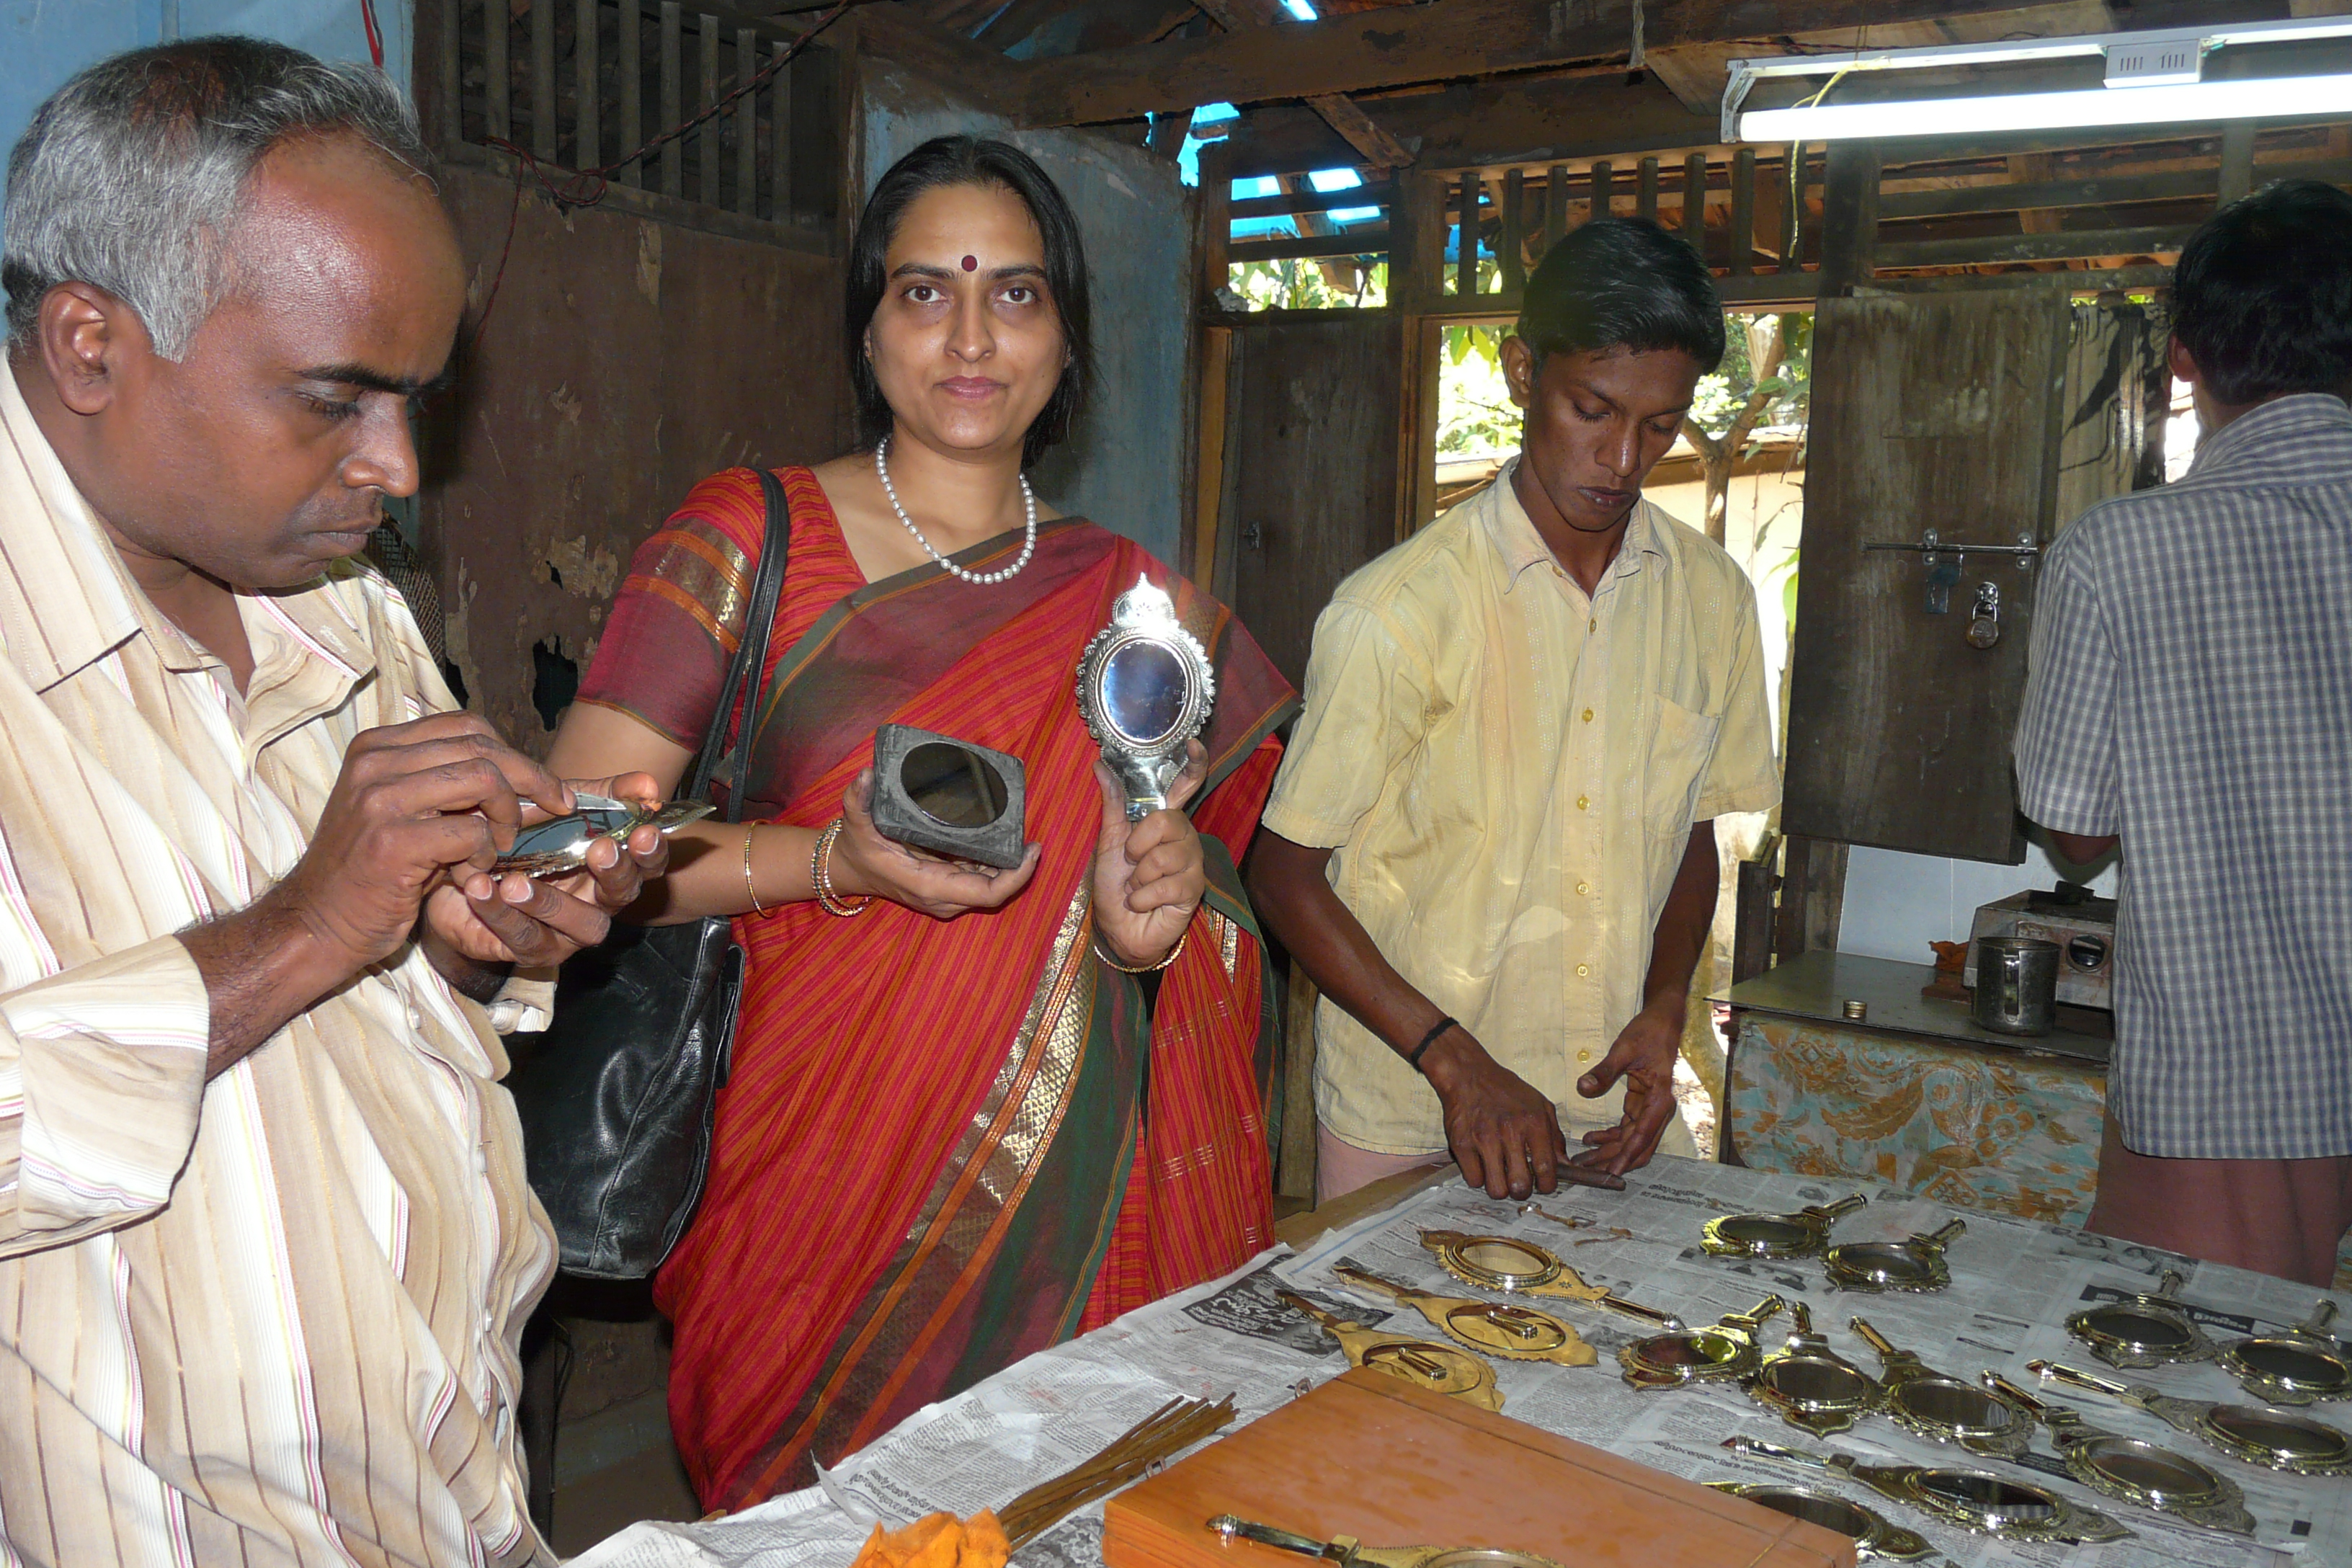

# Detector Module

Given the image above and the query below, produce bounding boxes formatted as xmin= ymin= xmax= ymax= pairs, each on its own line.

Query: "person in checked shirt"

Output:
xmin=0 ymin=39 xmax=669 ymax=1564
xmin=2016 ymin=179 xmax=2352 ymax=1287
xmin=1249 ymin=220 xmax=1780 ymax=1203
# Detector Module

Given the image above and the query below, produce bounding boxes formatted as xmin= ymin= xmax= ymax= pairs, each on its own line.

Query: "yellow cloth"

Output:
xmin=0 ymin=370 xmax=556 ymax=1562
xmin=1263 ymin=460 xmax=1780 ymax=1155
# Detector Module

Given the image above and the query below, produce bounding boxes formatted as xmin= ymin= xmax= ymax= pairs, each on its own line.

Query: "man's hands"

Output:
xmin=1420 ymin=1026 xmax=1571 ymax=1199
xmin=419 ymin=769 xmax=673 ymax=976
xmin=1090 ymin=741 xmax=1208 ymax=968
xmin=1571 ymin=999 xmax=1684 ymax=1176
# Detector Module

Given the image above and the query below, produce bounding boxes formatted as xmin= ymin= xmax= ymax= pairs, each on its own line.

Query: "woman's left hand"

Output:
xmin=1090 ymin=740 xmax=1209 ymax=968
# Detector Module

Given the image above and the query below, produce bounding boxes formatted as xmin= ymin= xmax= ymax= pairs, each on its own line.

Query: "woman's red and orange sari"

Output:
xmin=575 ymin=468 xmax=1296 ymax=1512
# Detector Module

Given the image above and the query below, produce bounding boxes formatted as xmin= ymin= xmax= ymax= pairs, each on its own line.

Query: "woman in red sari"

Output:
xmin=546 ymin=136 xmax=1295 ymax=1512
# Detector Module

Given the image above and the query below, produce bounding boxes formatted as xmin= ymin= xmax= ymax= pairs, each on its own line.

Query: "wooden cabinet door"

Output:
xmin=1213 ymin=311 xmax=1406 ymax=690
xmin=1782 ymin=286 xmax=2075 ymax=863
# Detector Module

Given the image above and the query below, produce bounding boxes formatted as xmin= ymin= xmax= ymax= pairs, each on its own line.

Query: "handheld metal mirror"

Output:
xmin=1744 ymin=1301 xmax=1884 ymax=1437
xmin=1618 ymin=1294 xmax=1784 ymax=1390
xmin=1074 ymin=576 xmax=1215 ymax=820
xmin=2218 ymin=1298 xmax=2351 ymax=1406
xmin=1721 ymin=1437 xmax=2133 ymax=1546
xmin=1329 ymin=1265 xmax=1595 ymax=1366
xmin=1981 ymin=1373 xmax=2253 ymax=1537
xmin=491 ymin=792 xmax=714 ymax=877
xmin=2029 ymin=1358 xmax=2352 ymax=1476
xmin=1848 ymin=1318 xmax=2028 ymax=1456
xmin=1417 ymin=1230 xmax=1684 ymax=1329
xmin=1824 ymin=1218 xmax=1964 ymax=1294
xmin=1208 ymin=1515 xmax=1565 ymax=1568
xmin=1703 ymin=1484 xmax=1931 ymax=1563
xmin=1275 ymin=1289 xmax=1503 ymax=1412
xmin=2064 ymin=1269 xmax=2219 ymax=1369
xmin=1701 ymin=1193 xmax=1866 ymax=1260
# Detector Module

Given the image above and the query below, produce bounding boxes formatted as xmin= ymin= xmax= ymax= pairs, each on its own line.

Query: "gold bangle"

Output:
xmin=743 ymin=827 xmax=770 ymax=917
xmin=814 ymin=818 xmax=874 ymax=918
xmin=1092 ymin=923 xmax=1188 ymax=974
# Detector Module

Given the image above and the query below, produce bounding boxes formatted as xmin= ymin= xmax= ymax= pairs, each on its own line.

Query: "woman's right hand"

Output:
xmin=827 ymin=767 xmax=1041 ymax=918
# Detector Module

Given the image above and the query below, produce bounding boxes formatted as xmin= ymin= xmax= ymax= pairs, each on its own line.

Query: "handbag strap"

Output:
xmin=681 ymin=466 xmax=791 ymax=824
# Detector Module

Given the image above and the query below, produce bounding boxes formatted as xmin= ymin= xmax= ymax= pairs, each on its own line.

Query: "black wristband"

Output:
xmin=1404 ymin=1015 xmax=1458 ymax=1072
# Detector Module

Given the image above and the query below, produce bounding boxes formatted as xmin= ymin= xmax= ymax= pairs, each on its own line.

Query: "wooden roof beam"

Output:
xmin=1192 ymin=0 xmax=1412 ymax=169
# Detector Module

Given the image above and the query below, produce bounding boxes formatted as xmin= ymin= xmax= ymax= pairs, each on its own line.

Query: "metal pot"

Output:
xmin=1972 ymin=936 xmax=2060 ymax=1036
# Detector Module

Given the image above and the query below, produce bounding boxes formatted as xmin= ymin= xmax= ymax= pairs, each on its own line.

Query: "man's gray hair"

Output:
xmin=3 ymin=36 xmax=429 ymax=359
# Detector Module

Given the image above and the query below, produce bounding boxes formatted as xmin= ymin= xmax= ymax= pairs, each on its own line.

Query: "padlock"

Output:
xmin=1965 ymin=582 xmax=2000 ymax=648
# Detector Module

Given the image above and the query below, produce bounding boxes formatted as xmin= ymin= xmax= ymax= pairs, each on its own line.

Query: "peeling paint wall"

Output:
xmin=419 ymin=164 xmax=845 ymax=751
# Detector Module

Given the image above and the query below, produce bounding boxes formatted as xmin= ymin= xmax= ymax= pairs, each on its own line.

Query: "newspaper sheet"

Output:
xmin=571 ymin=1156 xmax=2352 ymax=1568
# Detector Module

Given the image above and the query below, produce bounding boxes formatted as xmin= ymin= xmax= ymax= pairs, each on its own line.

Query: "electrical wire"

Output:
xmin=361 ymin=0 xmax=386 ymax=70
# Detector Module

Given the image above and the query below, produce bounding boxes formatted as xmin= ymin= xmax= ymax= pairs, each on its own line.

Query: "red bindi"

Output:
xmin=961 ymin=254 xmax=978 ymax=272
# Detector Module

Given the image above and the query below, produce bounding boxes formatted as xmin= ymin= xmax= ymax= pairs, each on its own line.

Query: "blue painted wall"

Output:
xmin=2 ymin=1 xmax=412 ymax=210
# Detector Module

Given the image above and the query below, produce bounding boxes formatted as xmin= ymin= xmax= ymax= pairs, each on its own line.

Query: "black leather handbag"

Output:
xmin=507 ymin=468 xmax=790 ymax=1280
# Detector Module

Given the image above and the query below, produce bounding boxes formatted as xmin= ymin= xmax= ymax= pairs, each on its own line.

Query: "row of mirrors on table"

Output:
xmin=1272 ymin=1189 xmax=2352 ymax=1560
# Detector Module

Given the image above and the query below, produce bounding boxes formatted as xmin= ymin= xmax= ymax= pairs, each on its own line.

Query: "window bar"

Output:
xmin=659 ymin=3 xmax=682 ymax=197
xmin=1636 ymin=156 xmax=1659 ymax=224
xmin=486 ymin=0 xmax=512 ymax=143
xmin=1455 ymin=170 xmax=1480 ymax=298
xmin=736 ymin=27 xmax=758 ymax=215
xmin=770 ymin=38 xmax=794 ymax=220
xmin=575 ymin=0 xmax=600 ymax=170
xmin=439 ymin=0 xmax=463 ymax=146
xmin=1545 ymin=163 xmax=1567 ymax=255
xmin=699 ymin=13 xmax=721 ymax=208
xmin=618 ymin=0 xmax=642 ymax=186
xmin=1682 ymin=153 xmax=1707 ymax=258
xmin=1500 ymin=168 xmax=1525 ymax=296
xmin=532 ymin=0 xmax=557 ymax=161
xmin=1589 ymin=159 xmax=1613 ymax=225
xmin=1731 ymin=146 xmax=1757 ymax=277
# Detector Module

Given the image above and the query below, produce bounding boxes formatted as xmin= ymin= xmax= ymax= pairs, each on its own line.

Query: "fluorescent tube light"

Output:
xmin=1739 ymin=72 xmax=2352 ymax=143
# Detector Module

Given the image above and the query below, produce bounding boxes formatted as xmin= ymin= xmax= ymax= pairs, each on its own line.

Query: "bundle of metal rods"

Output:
xmin=997 ymin=1394 xmax=1239 ymax=1549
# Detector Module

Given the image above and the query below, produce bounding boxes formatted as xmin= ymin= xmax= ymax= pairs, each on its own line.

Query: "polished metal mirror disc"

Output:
xmin=901 ymin=741 xmax=1010 ymax=827
xmin=2206 ymin=1406 xmax=2351 ymax=1465
xmin=1713 ymin=1216 xmax=1814 ymax=1255
xmin=1419 ymin=1552 xmax=1557 ymax=1568
xmin=1455 ymin=1239 xmax=1555 ymax=1286
xmin=2078 ymin=1306 xmax=2194 ymax=1353
xmin=1642 ymin=1329 xmax=1745 ymax=1370
xmin=2075 ymin=1438 xmax=2219 ymax=1502
xmin=1761 ymin=1357 xmax=1876 ymax=1409
xmin=1894 ymin=1379 xmax=2017 ymax=1438
xmin=1101 ymin=641 xmax=1188 ymax=744
xmin=1745 ymin=1489 xmax=1876 ymax=1538
xmin=1910 ymin=1471 xmax=2063 ymax=1528
xmin=1827 ymin=1244 xmax=1936 ymax=1287
xmin=2232 ymin=1339 xmax=2350 ymax=1393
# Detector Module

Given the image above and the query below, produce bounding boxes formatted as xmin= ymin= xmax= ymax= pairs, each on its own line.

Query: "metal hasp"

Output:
xmin=1863 ymin=530 xmax=2039 ymax=615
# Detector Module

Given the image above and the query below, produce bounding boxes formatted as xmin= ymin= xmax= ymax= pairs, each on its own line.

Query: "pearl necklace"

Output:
xmin=873 ymin=437 xmax=1037 ymax=586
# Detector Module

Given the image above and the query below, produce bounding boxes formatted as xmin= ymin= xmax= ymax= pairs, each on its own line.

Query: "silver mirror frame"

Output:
xmin=1074 ymin=576 xmax=1216 ymax=820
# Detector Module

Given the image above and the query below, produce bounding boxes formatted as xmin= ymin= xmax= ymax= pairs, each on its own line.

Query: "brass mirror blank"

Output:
xmin=1620 ymin=1295 xmax=1785 ymax=1391
xmin=1704 ymin=1483 xmax=1932 ymax=1563
xmin=2030 ymin=1359 xmax=2352 ymax=1476
xmin=1417 ymin=1231 xmax=1685 ymax=1330
xmin=1847 ymin=1318 xmax=2028 ymax=1458
xmin=1330 ymin=1265 xmax=1595 ymax=1366
xmin=2219 ymin=1298 xmax=2351 ymax=1407
xmin=2065 ymin=1269 xmax=2219 ymax=1370
xmin=1744 ymin=1301 xmax=1884 ymax=1438
xmin=1823 ymin=1219 xmax=1964 ymax=1295
xmin=1721 ymin=1437 xmax=2132 ymax=1546
xmin=1207 ymin=1515 xmax=1567 ymax=1568
xmin=1701 ymin=1193 xmax=1866 ymax=1260
xmin=1276 ymin=1291 xmax=1503 ymax=1412
xmin=1982 ymin=1374 xmax=2253 ymax=1538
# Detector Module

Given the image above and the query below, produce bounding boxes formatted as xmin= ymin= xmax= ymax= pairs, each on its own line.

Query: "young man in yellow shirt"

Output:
xmin=1250 ymin=219 xmax=1779 ymax=1202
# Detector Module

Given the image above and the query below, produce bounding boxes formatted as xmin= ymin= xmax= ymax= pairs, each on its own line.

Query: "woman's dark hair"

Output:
xmin=2173 ymin=179 xmax=2352 ymax=406
xmin=1515 ymin=217 xmax=1725 ymax=373
xmin=846 ymin=135 xmax=1092 ymax=468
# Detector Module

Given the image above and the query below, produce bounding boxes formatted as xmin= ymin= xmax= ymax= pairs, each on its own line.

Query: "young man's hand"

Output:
xmin=1421 ymin=1027 xmax=1572 ymax=1199
xmin=1571 ymin=1000 xmax=1684 ymax=1175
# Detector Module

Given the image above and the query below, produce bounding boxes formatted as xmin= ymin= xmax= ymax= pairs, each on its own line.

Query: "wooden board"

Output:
xmin=1216 ymin=313 xmax=1404 ymax=690
xmin=1102 ymin=1369 xmax=1853 ymax=1568
xmin=1782 ymin=286 xmax=2072 ymax=863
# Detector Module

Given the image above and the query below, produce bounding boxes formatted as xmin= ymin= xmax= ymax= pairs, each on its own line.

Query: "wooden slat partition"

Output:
xmin=618 ymin=2 xmax=642 ymax=185
xmin=1545 ymin=164 xmax=1567 ymax=256
xmin=1456 ymin=170 xmax=1479 ymax=298
xmin=532 ymin=0 xmax=557 ymax=159
xmin=736 ymin=27 xmax=758 ymax=215
xmin=772 ymin=39 xmax=793 ymax=219
xmin=1500 ymin=168 xmax=1525 ymax=294
xmin=1590 ymin=159 xmax=1612 ymax=224
xmin=1636 ymin=156 xmax=1658 ymax=224
xmin=582 ymin=0 xmax=605 ymax=168
xmin=1730 ymin=147 xmax=1756 ymax=277
xmin=1200 ymin=141 xmax=1232 ymax=308
xmin=1683 ymin=153 xmax=1706 ymax=256
xmin=486 ymin=0 xmax=512 ymax=141
xmin=659 ymin=3 xmax=682 ymax=197
xmin=698 ymin=14 xmax=721 ymax=209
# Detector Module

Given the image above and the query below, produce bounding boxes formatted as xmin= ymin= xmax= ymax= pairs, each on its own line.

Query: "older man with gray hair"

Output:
xmin=0 ymin=37 xmax=664 ymax=1565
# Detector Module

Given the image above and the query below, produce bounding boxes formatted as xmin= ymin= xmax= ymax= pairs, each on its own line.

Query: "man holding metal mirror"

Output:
xmin=1250 ymin=220 xmax=1781 ymax=1202
xmin=546 ymin=137 xmax=1296 ymax=1511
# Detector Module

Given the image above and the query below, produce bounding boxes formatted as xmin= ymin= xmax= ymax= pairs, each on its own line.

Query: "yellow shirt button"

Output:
xmin=1576 ymin=795 xmax=1589 ymax=811
xmin=1577 ymin=1049 xmax=1592 ymax=1064
xmin=1582 ymin=708 xmax=1594 ymax=723
xmin=1589 ymin=618 xmax=1597 ymax=633
xmin=1576 ymin=963 xmax=1590 ymax=978
xmin=1575 ymin=881 xmax=1590 ymax=896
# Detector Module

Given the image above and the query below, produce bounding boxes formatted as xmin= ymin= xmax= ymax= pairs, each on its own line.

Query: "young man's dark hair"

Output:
xmin=1515 ymin=216 xmax=1727 ymax=373
xmin=2171 ymin=179 xmax=2352 ymax=406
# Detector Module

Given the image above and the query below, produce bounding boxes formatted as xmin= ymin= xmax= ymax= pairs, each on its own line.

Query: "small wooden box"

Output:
xmin=1103 ymin=1370 xmax=1853 ymax=1568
